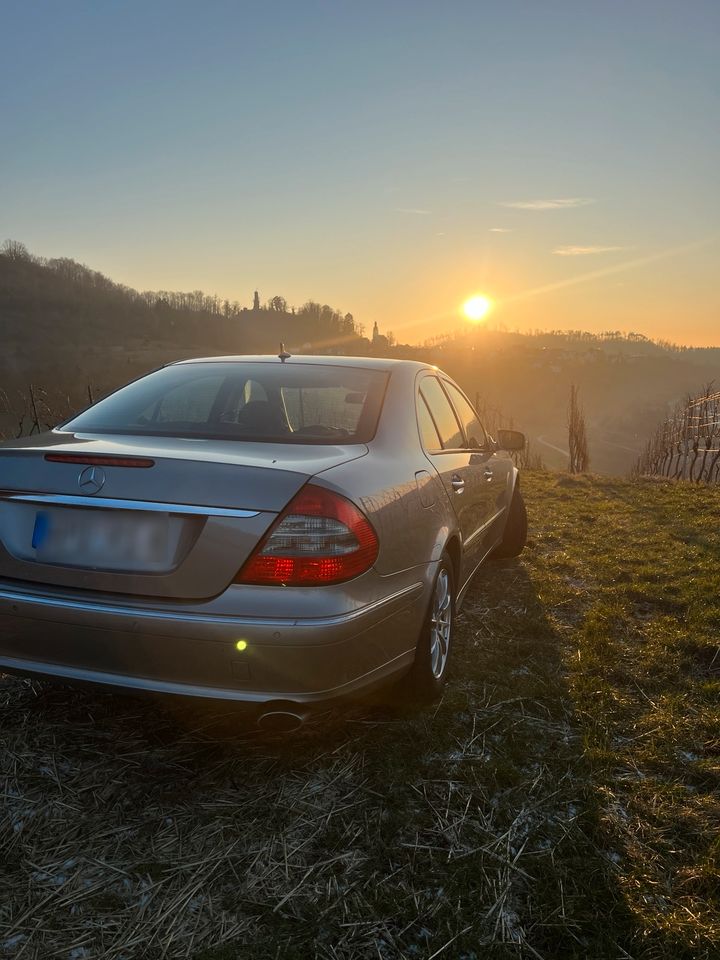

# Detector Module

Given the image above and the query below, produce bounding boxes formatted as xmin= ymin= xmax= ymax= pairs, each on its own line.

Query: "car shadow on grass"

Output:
xmin=0 ymin=559 xmax=703 ymax=960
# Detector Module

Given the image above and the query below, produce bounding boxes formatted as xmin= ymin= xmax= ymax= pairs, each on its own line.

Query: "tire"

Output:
xmin=492 ymin=487 xmax=528 ymax=559
xmin=403 ymin=554 xmax=456 ymax=702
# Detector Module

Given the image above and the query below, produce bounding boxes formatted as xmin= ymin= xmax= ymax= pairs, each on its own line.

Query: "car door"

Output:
xmin=417 ymin=375 xmax=489 ymax=585
xmin=441 ymin=378 xmax=512 ymax=551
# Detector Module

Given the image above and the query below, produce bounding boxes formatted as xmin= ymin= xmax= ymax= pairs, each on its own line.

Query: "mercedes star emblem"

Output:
xmin=78 ymin=465 xmax=106 ymax=495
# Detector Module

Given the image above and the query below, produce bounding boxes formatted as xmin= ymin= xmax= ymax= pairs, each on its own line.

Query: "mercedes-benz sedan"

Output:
xmin=0 ymin=356 xmax=526 ymax=725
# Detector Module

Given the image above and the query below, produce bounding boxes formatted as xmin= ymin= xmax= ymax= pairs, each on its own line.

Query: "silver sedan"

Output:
xmin=0 ymin=356 xmax=526 ymax=726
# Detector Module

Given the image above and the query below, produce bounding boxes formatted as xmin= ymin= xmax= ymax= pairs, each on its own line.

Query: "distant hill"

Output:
xmin=2 ymin=239 xmax=720 ymax=475
xmin=0 ymin=240 xmax=367 ymax=387
xmin=430 ymin=338 xmax=720 ymax=475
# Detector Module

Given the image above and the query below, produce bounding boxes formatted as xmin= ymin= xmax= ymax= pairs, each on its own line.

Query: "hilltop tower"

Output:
xmin=371 ymin=320 xmax=389 ymax=353
xmin=253 ymin=290 xmax=260 ymax=311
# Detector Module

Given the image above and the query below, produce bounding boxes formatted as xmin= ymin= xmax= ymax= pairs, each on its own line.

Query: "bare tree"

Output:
xmin=474 ymin=392 xmax=545 ymax=470
xmin=6 ymin=384 xmax=81 ymax=438
xmin=1 ymin=239 xmax=31 ymax=261
xmin=268 ymin=296 xmax=287 ymax=312
xmin=568 ymin=384 xmax=590 ymax=473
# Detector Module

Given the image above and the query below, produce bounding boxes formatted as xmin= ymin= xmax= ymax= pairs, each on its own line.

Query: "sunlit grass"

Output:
xmin=0 ymin=473 xmax=718 ymax=958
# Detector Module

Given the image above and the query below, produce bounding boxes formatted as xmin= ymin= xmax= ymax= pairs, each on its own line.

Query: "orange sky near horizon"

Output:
xmin=3 ymin=2 xmax=719 ymax=349
xmin=372 ymin=235 xmax=720 ymax=347
xmin=80 ymin=227 xmax=717 ymax=350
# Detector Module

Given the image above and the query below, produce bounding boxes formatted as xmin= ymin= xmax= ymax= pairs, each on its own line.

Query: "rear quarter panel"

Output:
xmin=314 ymin=365 xmax=455 ymax=578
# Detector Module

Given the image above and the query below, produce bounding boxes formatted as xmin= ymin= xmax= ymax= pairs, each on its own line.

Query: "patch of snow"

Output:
xmin=1 ymin=934 xmax=26 ymax=951
xmin=499 ymin=904 xmax=524 ymax=943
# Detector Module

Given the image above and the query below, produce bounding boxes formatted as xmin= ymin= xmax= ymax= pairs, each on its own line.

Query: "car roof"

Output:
xmin=171 ymin=354 xmax=435 ymax=373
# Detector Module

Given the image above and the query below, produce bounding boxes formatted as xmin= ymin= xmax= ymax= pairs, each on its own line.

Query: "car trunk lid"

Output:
xmin=0 ymin=432 xmax=368 ymax=598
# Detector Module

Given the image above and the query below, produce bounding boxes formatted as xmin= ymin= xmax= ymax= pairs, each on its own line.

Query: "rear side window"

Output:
xmin=62 ymin=362 xmax=388 ymax=444
xmin=442 ymin=381 xmax=487 ymax=449
xmin=419 ymin=377 xmax=464 ymax=449
xmin=417 ymin=394 xmax=442 ymax=450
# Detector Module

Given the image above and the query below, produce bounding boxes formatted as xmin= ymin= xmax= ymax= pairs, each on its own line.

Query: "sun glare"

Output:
xmin=462 ymin=295 xmax=492 ymax=322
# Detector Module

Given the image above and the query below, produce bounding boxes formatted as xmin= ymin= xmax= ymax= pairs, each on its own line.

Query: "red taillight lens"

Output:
xmin=235 ymin=484 xmax=378 ymax=586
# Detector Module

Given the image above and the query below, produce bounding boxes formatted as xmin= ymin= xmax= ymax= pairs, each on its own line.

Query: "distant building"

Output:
xmin=371 ymin=320 xmax=389 ymax=352
xmin=253 ymin=291 xmax=260 ymax=311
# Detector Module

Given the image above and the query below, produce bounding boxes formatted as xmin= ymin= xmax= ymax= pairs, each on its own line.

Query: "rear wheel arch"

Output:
xmin=444 ymin=535 xmax=461 ymax=585
xmin=401 ymin=549 xmax=456 ymax=702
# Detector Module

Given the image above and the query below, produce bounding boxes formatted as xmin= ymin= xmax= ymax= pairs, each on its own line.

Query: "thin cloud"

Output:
xmin=501 ymin=236 xmax=716 ymax=305
xmin=554 ymin=245 xmax=627 ymax=256
xmin=501 ymin=197 xmax=596 ymax=211
xmin=395 ymin=207 xmax=430 ymax=215
xmin=489 ymin=227 xmax=513 ymax=233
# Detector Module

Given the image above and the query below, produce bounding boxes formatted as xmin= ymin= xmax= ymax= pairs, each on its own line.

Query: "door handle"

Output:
xmin=451 ymin=474 xmax=465 ymax=493
xmin=483 ymin=467 xmax=494 ymax=482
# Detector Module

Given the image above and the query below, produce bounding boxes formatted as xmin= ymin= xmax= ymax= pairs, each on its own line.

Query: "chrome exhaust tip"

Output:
xmin=256 ymin=706 xmax=308 ymax=732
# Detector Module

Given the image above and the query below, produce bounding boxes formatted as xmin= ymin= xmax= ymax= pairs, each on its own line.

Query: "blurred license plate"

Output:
xmin=32 ymin=508 xmax=169 ymax=569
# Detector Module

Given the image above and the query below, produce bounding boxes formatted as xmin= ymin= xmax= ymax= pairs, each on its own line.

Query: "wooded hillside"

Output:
xmin=3 ymin=240 xmax=720 ymax=476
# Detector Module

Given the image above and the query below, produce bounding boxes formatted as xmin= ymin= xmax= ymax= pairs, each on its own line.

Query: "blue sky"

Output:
xmin=1 ymin=0 xmax=718 ymax=343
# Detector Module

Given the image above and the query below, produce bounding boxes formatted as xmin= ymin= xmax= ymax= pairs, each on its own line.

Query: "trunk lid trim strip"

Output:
xmin=0 ymin=491 xmax=260 ymax=519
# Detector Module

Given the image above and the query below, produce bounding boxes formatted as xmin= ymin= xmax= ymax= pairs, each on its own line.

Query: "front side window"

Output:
xmin=419 ymin=377 xmax=464 ymax=449
xmin=442 ymin=381 xmax=487 ymax=449
xmin=62 ymin=362 xmax=388 ymax=444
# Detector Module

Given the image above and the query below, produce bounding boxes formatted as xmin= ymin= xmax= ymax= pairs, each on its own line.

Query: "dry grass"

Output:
xmin=1 ymin=473 xmax=719 ymax=959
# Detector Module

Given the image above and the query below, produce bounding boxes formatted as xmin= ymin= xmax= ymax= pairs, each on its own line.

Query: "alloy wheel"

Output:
xmin=429 ymin=568 xmax=452 ymax=679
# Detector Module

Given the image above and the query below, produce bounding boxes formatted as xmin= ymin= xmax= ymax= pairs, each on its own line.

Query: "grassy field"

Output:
xmin=1 ymin=473 xmax=719 ymax=959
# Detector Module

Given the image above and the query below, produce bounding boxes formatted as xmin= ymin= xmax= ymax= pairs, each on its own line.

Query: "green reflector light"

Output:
xmin=235 ymin=639 xmax=248 ymax=652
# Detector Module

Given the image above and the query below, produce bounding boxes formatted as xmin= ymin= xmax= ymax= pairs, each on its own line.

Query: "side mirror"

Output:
xmin=496 ymin=429 xmax=526 ymax=451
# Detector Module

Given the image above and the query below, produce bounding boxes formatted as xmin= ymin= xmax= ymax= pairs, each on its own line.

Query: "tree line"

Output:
xmin=0 ymin=239 xmax=365 ymax=346
xmin=6 ymin=238 xmax=720 ymax=364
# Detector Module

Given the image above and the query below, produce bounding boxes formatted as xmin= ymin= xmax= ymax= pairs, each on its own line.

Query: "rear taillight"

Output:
xmin=235 ymin=484 xmax=378 ymax=586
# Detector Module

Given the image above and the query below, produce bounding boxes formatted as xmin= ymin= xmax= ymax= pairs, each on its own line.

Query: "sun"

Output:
xmin=462 ymin=295 xmax=493 ymax=322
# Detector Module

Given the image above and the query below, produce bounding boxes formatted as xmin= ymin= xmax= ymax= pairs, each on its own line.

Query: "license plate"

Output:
xmin=31 ymin=508 xmax=169 ymax=570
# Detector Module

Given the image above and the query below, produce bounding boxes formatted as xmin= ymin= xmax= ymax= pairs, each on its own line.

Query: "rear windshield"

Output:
xmin=60 ymin=362 xmax=388 ymax=444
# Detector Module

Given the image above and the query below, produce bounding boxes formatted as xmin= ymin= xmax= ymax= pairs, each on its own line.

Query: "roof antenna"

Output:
xmin=278 ymin=342 xmax=291 ymax=363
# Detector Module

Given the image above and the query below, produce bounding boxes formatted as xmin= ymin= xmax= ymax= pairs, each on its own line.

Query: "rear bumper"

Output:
xmin=0 ymin=576 xmax=430 ymax=705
